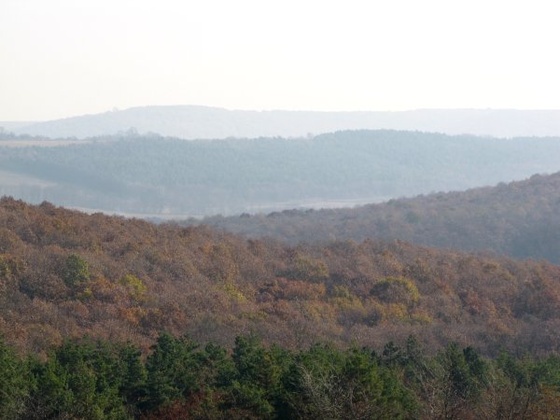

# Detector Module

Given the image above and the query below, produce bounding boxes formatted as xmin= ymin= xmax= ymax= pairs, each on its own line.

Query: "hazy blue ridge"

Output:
xmin=1 ymin=129 xmax=560 ymax=216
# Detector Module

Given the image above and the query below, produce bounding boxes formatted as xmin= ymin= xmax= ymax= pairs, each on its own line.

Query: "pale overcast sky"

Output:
xmin=1 ymin=0 xmax=559 ymax=121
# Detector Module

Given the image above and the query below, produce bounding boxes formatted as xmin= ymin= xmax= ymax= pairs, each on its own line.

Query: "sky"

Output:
xmin=1 ymin=0 xmax=560 ymax=121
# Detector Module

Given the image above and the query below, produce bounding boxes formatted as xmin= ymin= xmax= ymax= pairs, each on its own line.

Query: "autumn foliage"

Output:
xmin=0 ymin=196 xmax=560 ymax=362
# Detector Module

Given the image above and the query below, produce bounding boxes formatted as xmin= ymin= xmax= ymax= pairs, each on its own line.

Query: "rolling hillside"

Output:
xmin=9 ymin=107 xmax=560 ymax=139
xmin=2 ymin=130 xmax=560 ymax=216
xmin=2 ymin=197 xmax=560 ymax=360
xmin=197 ymin=172 xmax=560 ymax=263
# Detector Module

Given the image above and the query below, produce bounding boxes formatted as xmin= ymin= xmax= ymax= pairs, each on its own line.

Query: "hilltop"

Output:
xmin=8 ymin=106 xmax=560 ymax=139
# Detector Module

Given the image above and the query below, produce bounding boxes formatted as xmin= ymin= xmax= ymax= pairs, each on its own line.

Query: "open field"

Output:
xmin=0 ymin=170 xmax=54 ymax=187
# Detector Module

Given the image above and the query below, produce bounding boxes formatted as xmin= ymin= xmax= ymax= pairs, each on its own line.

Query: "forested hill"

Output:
xmin=197 ymin=172 xmax=560 ymax=263
xmin=2 ymin=129 xmax=560 ymax=216
xmin=9 ymin=106 xmax=560 ymax=139
xmin=2 ymin=197 xmax=560 ymax=360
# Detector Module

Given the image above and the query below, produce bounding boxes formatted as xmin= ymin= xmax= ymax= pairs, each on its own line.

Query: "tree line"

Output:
xmin=2 ymin=333 xmax=560 ymax=419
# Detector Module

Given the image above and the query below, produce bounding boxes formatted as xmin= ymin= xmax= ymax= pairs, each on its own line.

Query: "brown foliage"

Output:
xmin=2 ymin=196 xmax=560 ymax=357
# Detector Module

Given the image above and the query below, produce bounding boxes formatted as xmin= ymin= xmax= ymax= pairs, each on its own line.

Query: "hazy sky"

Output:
xmin=2 ymin=0 xmax=559 ymax=121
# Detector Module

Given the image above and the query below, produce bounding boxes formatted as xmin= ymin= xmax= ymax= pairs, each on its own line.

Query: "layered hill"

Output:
xmin=197 ymin=172 xmax=560 ymax=264
xmin=2 ymin=130 xmax=560 ymax=216
xmin=9 ymin=106 xmax=560 ymax=139
xmin=2 ymin=197 xmax=560 ymax=358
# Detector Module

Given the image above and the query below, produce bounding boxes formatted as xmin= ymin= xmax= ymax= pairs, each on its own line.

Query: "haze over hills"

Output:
xmin=2 ymin=130 xmax=560 ymax=216
xmin=0 ymin=121 xmax=36 ymax=132
xmin=196 ymin=171 xmax=560 ymax=264
xmin=7 ymin=106 xmax=560 ymax=139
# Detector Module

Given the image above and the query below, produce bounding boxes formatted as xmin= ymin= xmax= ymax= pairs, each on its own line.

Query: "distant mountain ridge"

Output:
xmin=2 ymin=130 xmax=560 ymax=216
xmin=9 ymin=106 xmax=560 ymax=139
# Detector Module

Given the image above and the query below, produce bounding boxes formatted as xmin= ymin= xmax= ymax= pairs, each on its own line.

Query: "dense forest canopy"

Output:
xmin=195 ymin=171 xmax=560 ymax=264
xmin=2 ymin=197 xmax=560 ymax=360
xmin=1 ymin=129 xmax=560 ymax=216
xmin=3 ymin=332 xmax=560 ymax=419
xmin=2 ymin=126 xmax=560 ymax=417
